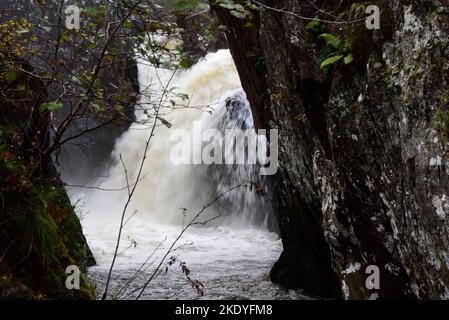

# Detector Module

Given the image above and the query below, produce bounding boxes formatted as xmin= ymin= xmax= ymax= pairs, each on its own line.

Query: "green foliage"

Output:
xmin=350 ymin=2 xmax=367 ymax=19
xmin=303 ymin=2 xmax=381 ymax=77
xmin=320 ymin=54 xmax=345 ymax=69
xmin=178 ymin=57 xmax=192 ymax=69
xmin=2 ymin=70 xmax=17 ymax=83
xmin=82 ymin=6 xmax=99 ymax=16
xmin=216 ymin=0 xmax=253 ymax=20
xmin=306 ymin=19 xmax=323 ymax=34
xmin=319 ymin=33 xmax=342 ymax=50
xmin=318 ymin=32 xmax=353 ymax=71
xmin=90 ymin=102 xmax=104 ymax=113
xmin=39 ymin=102 xmax=63 ymax=112
xmin=0 ymin=17 xmax=35 ymax=56
xmin=176 ymin=0 xmax=206 ymax=11
xmin=344 ymin=54 xmax=354 ymax=65
xmin=175 ymin=0 xmax=208 ymax=10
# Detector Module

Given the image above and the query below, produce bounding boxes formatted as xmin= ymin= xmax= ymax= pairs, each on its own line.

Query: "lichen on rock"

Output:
xmin=214 ymin=0 xmax=449 ymax=299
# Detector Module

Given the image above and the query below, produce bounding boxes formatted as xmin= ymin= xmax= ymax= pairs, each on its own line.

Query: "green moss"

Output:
xmin=0 ymin=133 xmax=95 ymax=300
xmin=38 ymin=179 xmax=96 ymax=271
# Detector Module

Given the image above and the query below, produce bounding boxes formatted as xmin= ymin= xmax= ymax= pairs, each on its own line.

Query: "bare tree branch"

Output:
xmin=251 ymin=0 xmax=366 ymax=25
xmin=101 ymin=68 xmax=178 ymax=300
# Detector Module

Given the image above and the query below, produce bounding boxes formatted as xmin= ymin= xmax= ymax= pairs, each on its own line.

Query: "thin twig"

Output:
xmin=252 ymin=0 xmax=366 ymax=25
xmin=101 ymin=69 xmax=178 ymax=300
xmin=135 ymin=181 xmax=250 ymax=300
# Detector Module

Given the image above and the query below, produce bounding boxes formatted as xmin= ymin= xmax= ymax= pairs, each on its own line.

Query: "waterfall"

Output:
xmin=70 ymin=49 xmax=300 ymax=299
xmin=80 ymin=49 xmax=273 ymax=227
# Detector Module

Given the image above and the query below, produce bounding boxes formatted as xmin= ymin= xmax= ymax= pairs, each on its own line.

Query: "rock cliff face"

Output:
xmin=213 ymin=0 xmax=449 ymax=299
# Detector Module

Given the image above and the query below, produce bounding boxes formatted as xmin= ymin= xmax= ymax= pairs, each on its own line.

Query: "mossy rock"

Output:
xmin=0 ymin=61 xmax=96 ymax=299
xmin=0 ymin=149 xmax=96 ymax=299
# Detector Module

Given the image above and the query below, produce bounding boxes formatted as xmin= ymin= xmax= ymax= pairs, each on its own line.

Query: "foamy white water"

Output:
xmin=70 ymin=50 xmax=306 ymax=299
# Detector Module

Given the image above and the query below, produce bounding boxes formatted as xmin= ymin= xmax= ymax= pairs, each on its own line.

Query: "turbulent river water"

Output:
xmin=69 ymin=49 xmax=306 ymax=300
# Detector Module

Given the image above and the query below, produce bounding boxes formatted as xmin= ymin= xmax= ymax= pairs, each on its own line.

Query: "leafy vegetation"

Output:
xmin=318 ymin=33 xmax=353 ymax=70
xmin=304 ymin=1 xmax=380 ymax=77
xmin=216 ymin=0 xmax=256 ymax=19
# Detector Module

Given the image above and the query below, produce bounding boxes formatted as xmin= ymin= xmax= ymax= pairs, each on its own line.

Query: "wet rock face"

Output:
xmin=216 ymin=0 xmax=449 ymax=299
xmin=312 ymin=2 xmax=449 ymax=299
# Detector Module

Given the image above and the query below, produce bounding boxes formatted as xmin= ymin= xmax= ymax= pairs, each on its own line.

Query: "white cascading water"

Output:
xmin=70 ymin=49 xmax=304 ymax=299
